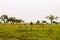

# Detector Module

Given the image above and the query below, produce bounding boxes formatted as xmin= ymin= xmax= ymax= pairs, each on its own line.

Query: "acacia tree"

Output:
xmin=36 ymin=20 xmax=40 ymax=24
xmin=42 ymin=20 xmax=47 ymax=24
xmin=8 ymin=17 xmax=16 ymax=24
xmin=8 ymin=17 xmax=24 ymax=24
xmin=55 ymin=16 xmax=59 ymax=20
xmin=16 ymin=19 xmax=24 ymax=24
xmin=46 ymin=15 xmax=59 ymax=27
xmin=0 ymin=15 xmax=8 ymax=23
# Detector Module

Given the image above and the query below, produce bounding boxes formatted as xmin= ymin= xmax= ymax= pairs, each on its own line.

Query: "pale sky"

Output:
xmin=0 ymin=0 xmax=60 ymax=23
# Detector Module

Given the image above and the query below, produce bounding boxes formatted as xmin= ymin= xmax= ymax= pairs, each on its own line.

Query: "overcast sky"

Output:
xmin=0 ymin=0 xmax=60 ymax=23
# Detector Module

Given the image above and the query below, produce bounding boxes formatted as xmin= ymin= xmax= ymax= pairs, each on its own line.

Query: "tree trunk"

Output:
xmin=3 ymin=21 xmax=5 ymax=24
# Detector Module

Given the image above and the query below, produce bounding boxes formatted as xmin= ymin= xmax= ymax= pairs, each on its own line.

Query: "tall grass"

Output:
xmin=0 ymin=24 xmax=60 ymax=40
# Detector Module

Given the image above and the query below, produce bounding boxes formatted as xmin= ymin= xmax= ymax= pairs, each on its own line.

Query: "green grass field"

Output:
xmin=0 ymin=24 xmax=60 ymax=40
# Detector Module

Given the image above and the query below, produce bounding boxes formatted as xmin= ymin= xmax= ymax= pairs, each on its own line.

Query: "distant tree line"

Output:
xmin=0 ymin=14 xmax=59 ymax=25
xmin=30 ymin=15 xmax=59 ymax=25
xmin=0 ymin=15 xmax=24 ymax=24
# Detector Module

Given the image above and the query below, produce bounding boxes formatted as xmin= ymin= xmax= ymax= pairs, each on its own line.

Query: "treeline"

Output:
xmin=0 ymin=15 xmax=24 ymax=24
xmin=0 ymin=14 xmax=59 ymax=25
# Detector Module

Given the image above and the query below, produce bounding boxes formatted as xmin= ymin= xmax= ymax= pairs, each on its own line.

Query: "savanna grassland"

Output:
xmin=0 ymin=24 xmax=60 ymax=40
